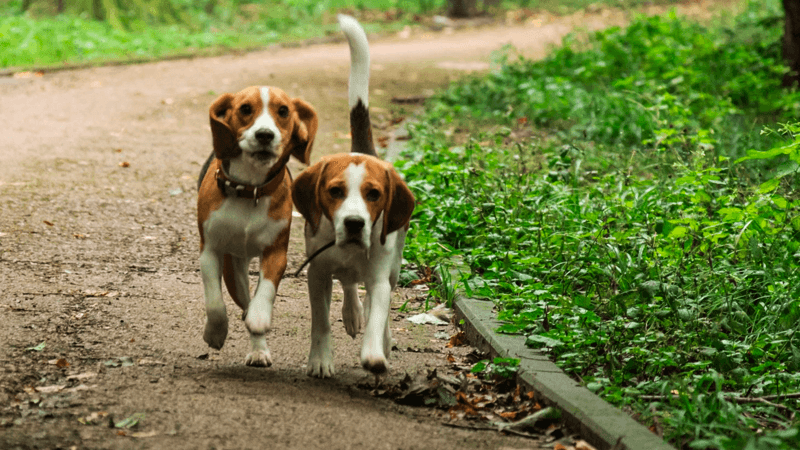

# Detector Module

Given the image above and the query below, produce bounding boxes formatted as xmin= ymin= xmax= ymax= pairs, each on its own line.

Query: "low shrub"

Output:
xmin=400 ymin=1 xmax=800 ymax=447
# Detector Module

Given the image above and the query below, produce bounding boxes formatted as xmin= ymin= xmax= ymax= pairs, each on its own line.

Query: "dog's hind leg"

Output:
xmin=307 ymin=262 xmax=335 ymax=377
xmin=200 ymin=250 xmax=228 ymax=350
xmin=342 ymin=282 xmax=363 ymax=338
xmin=222 ymin=254 xmax=251 ymax=313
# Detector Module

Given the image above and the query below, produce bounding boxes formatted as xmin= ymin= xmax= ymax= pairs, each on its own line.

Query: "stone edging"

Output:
xmin=454 ymin=296 xmax=675 ymax=450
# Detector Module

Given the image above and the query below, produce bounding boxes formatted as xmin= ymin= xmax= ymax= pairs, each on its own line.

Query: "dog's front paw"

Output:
xmin=307 ymin=342 xmax=334 ymax=378
xmin=245 ymin=349 xmax=273 ymax=367
xmin=203 ymin=309 xmax=228 ymax=350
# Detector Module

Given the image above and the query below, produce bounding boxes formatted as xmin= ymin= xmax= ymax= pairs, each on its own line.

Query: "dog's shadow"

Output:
xmin=202 ymin=364 xmax=377 ymax=402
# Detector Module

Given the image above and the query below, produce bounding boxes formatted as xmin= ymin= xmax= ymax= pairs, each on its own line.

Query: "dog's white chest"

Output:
xmin=204 ymin=197 xmax=287 ymax=258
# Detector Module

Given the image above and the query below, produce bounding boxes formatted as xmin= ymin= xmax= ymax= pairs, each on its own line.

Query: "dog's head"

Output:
xmin=292 ymin=154 xmax=415 ymax=249
xmin=209 ymin=86 xmax=317 ymax=178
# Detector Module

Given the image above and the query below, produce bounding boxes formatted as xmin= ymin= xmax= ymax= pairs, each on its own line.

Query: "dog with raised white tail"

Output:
xmin=292 ymin=15 xmax=415 ymax=377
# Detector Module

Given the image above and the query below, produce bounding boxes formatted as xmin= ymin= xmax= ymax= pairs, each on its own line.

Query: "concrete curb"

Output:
xmin=454 ymin=296 xmax=675 ymax=450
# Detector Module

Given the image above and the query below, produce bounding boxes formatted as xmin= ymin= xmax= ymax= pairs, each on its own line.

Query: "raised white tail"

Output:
xmin=338 ymin=14 xmax=376 ymax=156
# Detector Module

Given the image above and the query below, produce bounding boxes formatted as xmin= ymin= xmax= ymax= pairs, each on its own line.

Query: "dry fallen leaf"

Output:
xmin=47 ymin=358 xmax=69 ymax=368
xmin=36 ymin=385 xmax=66 ymax=394
xmin=66 ymin=372 xmax=98 ymax=381
xmin=447 ymin=331 xmax=467 ymax=348
xmin=13 ymin=71 xmax=43 ymax=79
xmin=130 ymin=430 xmax=159 ymax=438
xmin=137 ymin=358 xmax=166 ymax=366
xmin=43 ymin=220 xmax=54 ymax=226
xmin=64 ymin=384 xmax=92 ymax=393
xmin=78 ymin=411 xmax=109 ymax=425
xmin=333 ymin=131 xmax=351 ymax=140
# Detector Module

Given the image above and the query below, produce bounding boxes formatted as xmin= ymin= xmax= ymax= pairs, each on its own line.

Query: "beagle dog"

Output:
xmin=197 ymin=85 xmax=318 ymax=367
xmin=291 ymin=15 xmax=415 ymax=377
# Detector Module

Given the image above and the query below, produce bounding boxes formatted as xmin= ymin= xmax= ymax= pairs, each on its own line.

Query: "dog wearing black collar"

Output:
xmin=196 ymin=85 xmax=317 ymax=367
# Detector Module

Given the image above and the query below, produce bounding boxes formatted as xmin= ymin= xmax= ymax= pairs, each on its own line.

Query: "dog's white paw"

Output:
xmin=361 ymin=353 xmax=388 ymax=375
xmin=307 ymin=342 xmax=334 ymax=378
xmin=245 ymin=349 xmax=273 ymax=367
xmin=342 ymin=302 xmax=363 ymax=339
xmin=203 ymin=308 xmax=228 ymax=350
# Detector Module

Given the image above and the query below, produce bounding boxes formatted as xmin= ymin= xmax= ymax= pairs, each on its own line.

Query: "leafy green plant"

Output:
xmin=471 ymin=357 xmax=521 ymax=379
xmin=399 ymin=1 xmax=800 ymax=448
xmin=736 ymin=122 xmax=800 ymax=194
xmin=428 ymin=264 xmax=459 ymax=308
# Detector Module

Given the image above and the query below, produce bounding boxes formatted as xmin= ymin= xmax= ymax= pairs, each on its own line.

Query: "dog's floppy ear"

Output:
xmin=289 ymin=98 xmax=318 ymax=165
xmin=292 ymin=160 xmax=328 ymax=234
xmin=380 ymin=165 xmax=415 ymax=246
xmin=209 ymin=94 xmax=241 ymax=160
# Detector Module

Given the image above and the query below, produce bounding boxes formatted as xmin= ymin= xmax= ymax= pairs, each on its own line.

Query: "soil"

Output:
xmin=0 ymin=2 xmax=735 ymax=449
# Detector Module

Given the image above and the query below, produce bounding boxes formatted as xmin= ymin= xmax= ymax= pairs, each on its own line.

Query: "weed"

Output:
xmin=471 ymin=357 xmax=521 ymax=379
xmin=400 ymin=1 xmax=800 ymax=448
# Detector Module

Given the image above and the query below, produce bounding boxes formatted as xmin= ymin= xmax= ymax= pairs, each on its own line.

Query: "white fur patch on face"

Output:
xmin=226 ymin=87 xmax=284 ymax=185
xmin=238 ymin=87 xmax=282 ymax=156
xmin=333 ymin=162 xmax=372 ymax=248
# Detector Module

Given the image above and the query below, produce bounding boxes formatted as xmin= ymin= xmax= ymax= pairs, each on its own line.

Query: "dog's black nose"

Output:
xmin=255 ymin=129 xmax=274 ymax=145
xmin=344 ymin=217 xmax=365 ymax=234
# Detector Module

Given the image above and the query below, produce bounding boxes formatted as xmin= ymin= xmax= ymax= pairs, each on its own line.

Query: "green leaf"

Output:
xmin=526 ymin=334 xmax=563 ymax=348
xmin=668 ymin=226 xmax=688 ymax=239
xmin=115 ymin=413 xmax=145 ymax=429
xmin=734 ymin=146 xmax=792 ymax=163
xmin=758 ymin=178 xmax=780 ymax=194
xmin=26 ymin=342 xmax=45 ymax=352
xmin=471 ymin=360 xmax=488 ymax=374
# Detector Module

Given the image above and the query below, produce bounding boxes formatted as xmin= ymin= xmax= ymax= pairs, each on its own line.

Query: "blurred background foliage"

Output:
xmin=1 ymin=0 xmax=689 ymax=69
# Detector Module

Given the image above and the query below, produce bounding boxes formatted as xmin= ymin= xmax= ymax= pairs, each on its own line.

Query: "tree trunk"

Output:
xmin=447 ymin=0 xmax=476 ymax=18
xmin=783 ymin=0 xmax=800 ymax=87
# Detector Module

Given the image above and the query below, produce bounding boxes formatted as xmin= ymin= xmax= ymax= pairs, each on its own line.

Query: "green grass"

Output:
xmin=1 ymin=0 xmax=684 ymax=70
xmin=398 ymin=1 xmax=800 ymax=448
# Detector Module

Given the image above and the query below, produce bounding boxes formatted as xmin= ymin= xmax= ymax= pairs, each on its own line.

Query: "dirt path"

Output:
xmin=0 ymin=2 xmax=734 ymax=449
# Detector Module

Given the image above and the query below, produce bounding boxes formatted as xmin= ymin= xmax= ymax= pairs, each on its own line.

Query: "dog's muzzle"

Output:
xmin=340 ymin=216 xmax=368 ymax=247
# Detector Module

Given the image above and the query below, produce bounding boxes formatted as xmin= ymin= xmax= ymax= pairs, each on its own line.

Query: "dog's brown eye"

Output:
xmin=278 ymin=105 xmax=289 ymax=118
xmin=366 ymin=189 xmax=380 ymax=202
xmin=329 ymin=187 xmax=345 ymax=199
xmin=240 ymin=104 xmax=252 ymax=115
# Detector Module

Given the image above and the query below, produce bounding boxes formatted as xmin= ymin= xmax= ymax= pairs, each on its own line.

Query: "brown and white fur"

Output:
xmin=197 ymin=85 xmax=317 ymax=366
xmin=291 ymin=15 xmax=415 ymax=377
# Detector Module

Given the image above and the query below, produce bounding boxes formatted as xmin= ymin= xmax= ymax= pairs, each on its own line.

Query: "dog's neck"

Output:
xmin=222 ymin=152 xmax=277 ymax=187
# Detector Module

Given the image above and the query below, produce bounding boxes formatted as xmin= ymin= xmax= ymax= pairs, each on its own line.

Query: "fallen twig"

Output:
xmin=637 ymin=393 xmax=799 ymax=411
xmin=390 ymin=95 xmax=429 ymax=105
xmin=442 ymin=422 xmax=541 ymax=439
